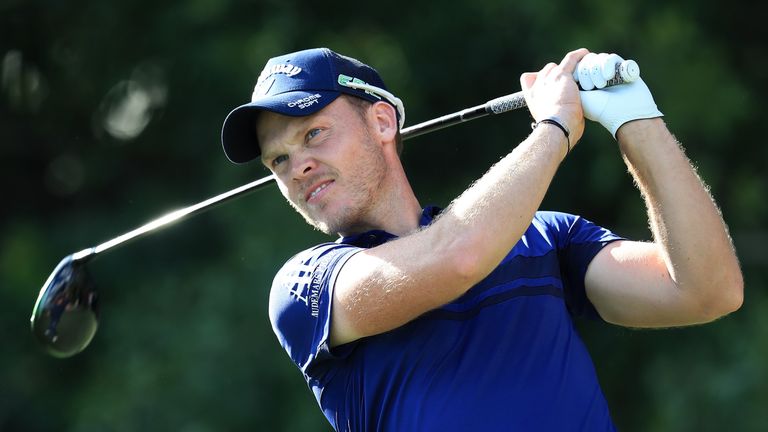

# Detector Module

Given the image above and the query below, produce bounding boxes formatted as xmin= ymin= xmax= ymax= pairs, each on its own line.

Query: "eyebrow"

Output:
xmin=259 ymin=115 xmax=319 ymax=165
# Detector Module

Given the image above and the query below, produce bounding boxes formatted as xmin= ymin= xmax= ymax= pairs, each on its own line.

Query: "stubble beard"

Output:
xmin=292 ymin=134 xmax=387 ymax=236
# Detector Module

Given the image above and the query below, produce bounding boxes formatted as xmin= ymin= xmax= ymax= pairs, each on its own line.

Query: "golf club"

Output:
xmin=30 ymin=59 xmax=640 ymax=358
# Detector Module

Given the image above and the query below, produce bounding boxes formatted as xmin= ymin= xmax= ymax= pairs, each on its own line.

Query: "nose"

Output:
xmin=290 ymin=153 xmax=317 ymax=181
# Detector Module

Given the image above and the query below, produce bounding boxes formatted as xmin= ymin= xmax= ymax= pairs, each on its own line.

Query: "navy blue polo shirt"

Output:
xmin=268 ymin=208 xmax=622 ymax=431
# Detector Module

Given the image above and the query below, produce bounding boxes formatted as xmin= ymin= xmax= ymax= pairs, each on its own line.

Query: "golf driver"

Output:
xmin=30 ymin=59 xmax=640 ymax=357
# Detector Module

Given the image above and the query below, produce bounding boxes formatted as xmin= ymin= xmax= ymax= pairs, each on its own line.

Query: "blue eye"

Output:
xmin=306 ymin=128 xmax=322 ymax=141
xmin=272 ymin=154 xmax=288 ymax=168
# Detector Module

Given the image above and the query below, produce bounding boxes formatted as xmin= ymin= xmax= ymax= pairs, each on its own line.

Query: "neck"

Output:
xmin=339 ymin=157 xmax=422 ymax=238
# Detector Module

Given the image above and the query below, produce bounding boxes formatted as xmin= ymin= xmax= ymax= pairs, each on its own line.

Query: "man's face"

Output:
xmin=256 ymin=97 xmax=387 ymax=236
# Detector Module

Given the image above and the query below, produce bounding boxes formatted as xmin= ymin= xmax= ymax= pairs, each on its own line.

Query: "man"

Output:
xmin=220 ymin=47 xmax=743 ymax=431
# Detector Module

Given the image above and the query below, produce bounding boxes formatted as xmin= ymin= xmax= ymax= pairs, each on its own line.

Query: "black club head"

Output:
xmin=31 ymin=254 xmax=99 ymax=358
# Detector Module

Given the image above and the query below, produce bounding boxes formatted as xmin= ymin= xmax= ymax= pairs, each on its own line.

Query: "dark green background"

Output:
xmin=2 ymin=0 xmax=766 ymax=430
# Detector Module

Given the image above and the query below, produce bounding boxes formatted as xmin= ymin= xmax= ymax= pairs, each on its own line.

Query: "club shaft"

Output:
xmin=72 ymin=91 xmax=530 ymax=261
xmin=76 ymin=56 xmax=642 ymax=261
xmin=84 ymin=174 xmax=278 ymax=258
xmin=399 ymin=92 xmax=527 ymax=139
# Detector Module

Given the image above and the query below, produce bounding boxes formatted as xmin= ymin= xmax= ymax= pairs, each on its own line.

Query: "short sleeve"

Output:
xmin=538 ymin=212 xmax=624 ymax=320
xmin=268 ymin=243 xmax=362 ymax=377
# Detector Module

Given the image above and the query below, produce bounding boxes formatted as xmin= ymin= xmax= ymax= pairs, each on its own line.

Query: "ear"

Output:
xmin=369 ymin=101 xmax=398 ymax=144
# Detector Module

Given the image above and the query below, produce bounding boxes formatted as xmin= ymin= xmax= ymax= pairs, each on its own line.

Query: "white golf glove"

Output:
xmin=577 ymin=53 xmax=663 ymax=138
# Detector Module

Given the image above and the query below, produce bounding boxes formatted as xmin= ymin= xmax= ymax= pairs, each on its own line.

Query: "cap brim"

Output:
xmin=221 ymin=90 xmax=340 ymax=164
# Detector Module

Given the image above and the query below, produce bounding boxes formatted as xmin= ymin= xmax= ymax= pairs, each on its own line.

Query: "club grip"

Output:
xmin=574 ymin=58 xmax=640 ymax=90
xmin=605 ymin=59 xmax=640 ymax=87
xmin=486 ymin=93 xmax=527 ymax=114
xmin=486 ymin=59 xmax=640 ymax=115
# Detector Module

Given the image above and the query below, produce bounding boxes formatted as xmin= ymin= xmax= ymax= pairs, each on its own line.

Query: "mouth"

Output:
xmin=304 ymin=180 xmax=334 ymax=203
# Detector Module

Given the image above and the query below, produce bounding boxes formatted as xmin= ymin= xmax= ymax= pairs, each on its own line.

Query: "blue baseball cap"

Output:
xmin=221 ymin=48 xmax=405 ymax=164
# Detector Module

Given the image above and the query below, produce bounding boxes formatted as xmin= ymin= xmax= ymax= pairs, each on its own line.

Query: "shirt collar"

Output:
xmin=336 ymin=206 xmax=442 ymax=248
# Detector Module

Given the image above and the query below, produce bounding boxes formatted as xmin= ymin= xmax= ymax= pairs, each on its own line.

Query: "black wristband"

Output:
xmin=531 ymin=116 xmax=571 ymax=158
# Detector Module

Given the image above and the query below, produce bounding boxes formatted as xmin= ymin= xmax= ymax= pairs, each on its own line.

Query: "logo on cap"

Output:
xmin=338 ymin=74 xmax=382 ymax=100
xmin=253 ymin=63 xmax=303 ymax=95
xmin=287 ymin=94 xmax=322 ymax=109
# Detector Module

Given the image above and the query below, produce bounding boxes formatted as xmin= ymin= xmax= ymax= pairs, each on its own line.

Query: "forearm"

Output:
xmin=617 ymin=118 xmax=743 ymax=315
xmin=334 ymin=126 xmax=567 ymax=341
xmin=436 ymin=124 xmax=567 ymax=280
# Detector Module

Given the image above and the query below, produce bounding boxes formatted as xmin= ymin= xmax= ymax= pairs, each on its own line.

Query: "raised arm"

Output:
xmin=579 ymin=65 xmax=743 ymax=327
xmin=330 ymin=48 xmax=589 ymax=346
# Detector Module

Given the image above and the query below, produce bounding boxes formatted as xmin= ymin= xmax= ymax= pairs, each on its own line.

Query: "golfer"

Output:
xmin=220 ymin=47 xmax=743 ymax=431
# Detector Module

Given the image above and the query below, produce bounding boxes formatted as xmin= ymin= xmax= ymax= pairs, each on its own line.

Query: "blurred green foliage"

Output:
xmin=2 ymin=0 xmax=766 ymax=430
